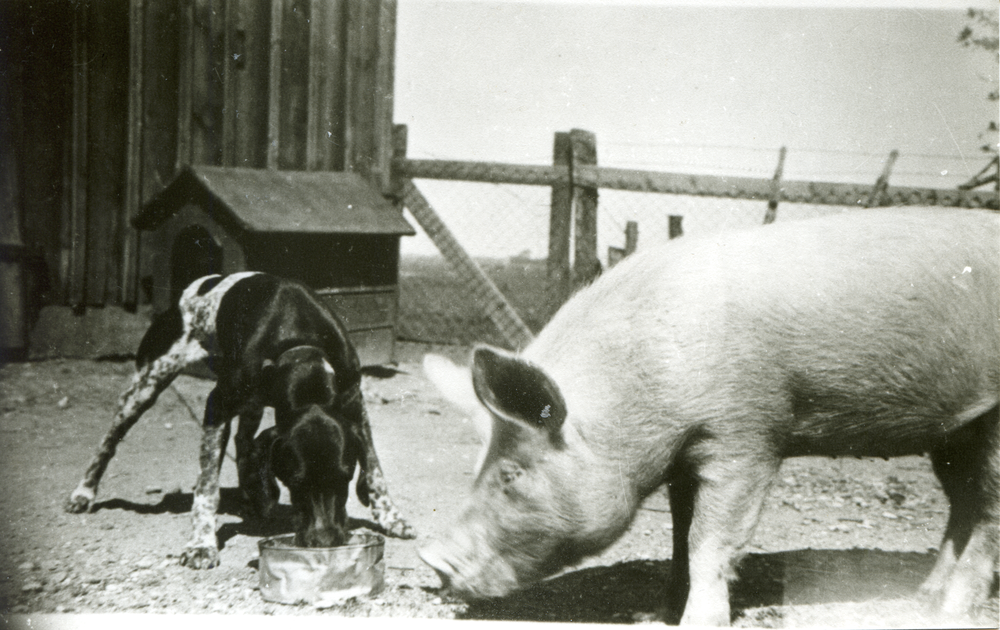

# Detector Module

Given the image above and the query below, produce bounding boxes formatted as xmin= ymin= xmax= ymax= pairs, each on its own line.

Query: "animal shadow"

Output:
xmin=460 ymin=549 xmax=940 ymax=624
xmin=94 ymin=488 xmax=389 ymax=550
xmin=93 ymin=487 xmax=295 ymax=549
xmin=92 ymin=487 xmax=254 ymax=517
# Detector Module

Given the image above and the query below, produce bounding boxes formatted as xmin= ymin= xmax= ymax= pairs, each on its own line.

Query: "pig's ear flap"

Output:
xmin=471 ymin=345 xmax=567 ymax=442
xmin=425 ymin=353 xmax=493 ymax=444
xmin=424 ymin=354 xmax=478 ymax=413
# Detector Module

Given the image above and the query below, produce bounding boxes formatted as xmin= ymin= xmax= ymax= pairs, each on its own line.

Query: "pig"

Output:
xmin=420 ymin=208 xmax=999 ymax=626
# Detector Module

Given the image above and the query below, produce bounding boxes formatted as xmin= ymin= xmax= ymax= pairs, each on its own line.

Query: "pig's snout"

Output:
xmin=418 ymin=535 xmax=519 ymax=601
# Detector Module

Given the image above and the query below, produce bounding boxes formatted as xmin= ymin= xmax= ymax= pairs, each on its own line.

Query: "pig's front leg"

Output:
xmin=679 ymin=450 xmax=780 ymax=626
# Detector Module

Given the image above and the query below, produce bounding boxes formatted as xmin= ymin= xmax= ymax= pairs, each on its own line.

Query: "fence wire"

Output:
xmin=396 ymin=178 xmax=861 ymax=349
xmin=398 ymin=180 xmax=551 ymax=348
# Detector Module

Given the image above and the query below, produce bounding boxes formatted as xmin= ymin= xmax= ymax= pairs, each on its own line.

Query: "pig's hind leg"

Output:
xmin=663 ymin=461 xmax=698 ymax=623
xmin=921 ymin=405 xmax=999 ymax=619
xmin=675 ymin=443 xmax=782 ymax=627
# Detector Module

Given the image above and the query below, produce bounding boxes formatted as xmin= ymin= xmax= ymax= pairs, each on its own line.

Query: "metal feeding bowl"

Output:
xmin=258 ymin=531 xmax=385 ymax=606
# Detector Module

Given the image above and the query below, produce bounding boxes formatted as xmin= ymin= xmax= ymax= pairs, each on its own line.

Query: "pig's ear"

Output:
xmin=424 ymin=354 xmax=478 ymax=413
xmin=424 ymin=353 xmax=493 ymax=445
xmin=471 ymin=345 xmax=567 ymax=441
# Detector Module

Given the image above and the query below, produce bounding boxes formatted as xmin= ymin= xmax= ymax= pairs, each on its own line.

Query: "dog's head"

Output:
xmin=261 ymin=345 xmax=362 ymax=547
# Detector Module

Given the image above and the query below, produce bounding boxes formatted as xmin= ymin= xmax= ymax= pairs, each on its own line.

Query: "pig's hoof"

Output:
xmin=179 ymin=545 xmax=220 ymax=570
xmin=65 ymin=490 xmax=94 ymax=514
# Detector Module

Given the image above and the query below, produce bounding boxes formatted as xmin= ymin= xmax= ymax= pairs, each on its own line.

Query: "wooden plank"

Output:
xmin=389 ymin=124 xmax=408 ymax=200
xmin=397 ymin=158 xmax=568 ymax=186
xmin=608 ymin=222 xmax=636 ymax=269
xmin=570 ymin=129 xmax=600 ymax=290
xmin=0 ymin=15 xmax=24 ymax=251
xmin=142 ymin=0 xmax=179 ymax=201
xmin=60 ymin=88 xmax=72 ymax=303
xmin=866 ymin=149 xmax=899 ymax=208
xmin=306 ymin=0 xmax=348 ymax=172
xmin=344 ymin=0 xmax=381 ymax=181
xmin=547 ymin=132 xmax=571 ymax=317
xmin=373 ymin=0 xmax=397 ymax=192
xmin=306 ymin=0 xmax=322 ymax=170
xmin=123 ymin=0 xmax=145 ymax=306
xmin=190 ymin=0 xmax=223 ymax=165
xmin=0 ymin=11 xmax=27 ymax=352
xmin=176 ymin=0 xmax=194 ymax=167
xmin=221 ymin=0 xmax=236 ymax=166
xmin=266 ymin=0 xmax=282 ymax=169
xmin=278 ymin=0 xmax=309 ymax=169
xmin=669 ymin=215 xmax=683 ymax=239
xmin=322 ymin=0 xmax=347 ymax=171
xmin=14 ymin=5 xmax=70 ymax=303
xmin=340 ymin=0 xmax=355 ymax=173
xmin=87 ymin=3 xmax=130 ymax=305
xmin=401 ymin=179 xmax=533 ymax=350
xmin=396 ymin=157 xmax=997 ymax=209
xmin=69 ymin=2 xmax=89 ymax=307
xmin=624 ymin=220 xmax=638 ymax=255
xmin=763 ymin=146 xmax=786 ymax=225
xmin=229 ymin=0 xmax=268 ymax=168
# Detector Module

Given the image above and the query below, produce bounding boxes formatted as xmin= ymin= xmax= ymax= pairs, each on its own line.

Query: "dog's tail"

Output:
xmin=136 ymin=306 xmax=183 ymax=368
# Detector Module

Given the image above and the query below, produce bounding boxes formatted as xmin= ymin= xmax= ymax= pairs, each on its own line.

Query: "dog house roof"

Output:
xmin=134 ymin=166 xmax=415 ymax=236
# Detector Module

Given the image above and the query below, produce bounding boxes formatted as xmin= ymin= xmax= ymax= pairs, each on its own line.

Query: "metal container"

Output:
xmin=258 ymin=531 xmax=385 ymax=606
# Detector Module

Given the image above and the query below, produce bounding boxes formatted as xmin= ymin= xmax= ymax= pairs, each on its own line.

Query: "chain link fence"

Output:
xmin=392 ymin=139 xmax=997 ymax=351
xmin=398 ymin=180 xmax=552 ymax=348
xmin=397 ymin=181 xmax=859 ymax=349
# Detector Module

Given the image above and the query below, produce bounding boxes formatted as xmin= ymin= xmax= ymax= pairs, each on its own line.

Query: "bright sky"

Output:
xmin=393 ymin=1 xmax=998 ymax=257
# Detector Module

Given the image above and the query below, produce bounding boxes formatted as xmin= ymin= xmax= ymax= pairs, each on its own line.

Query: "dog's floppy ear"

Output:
xmin=260 ymin=358 xmax=284 ymax=408
xmin=269 ymin=434 xmax=303 ymax=487
xmin=347 ymin=422 xmax=371 ymax=507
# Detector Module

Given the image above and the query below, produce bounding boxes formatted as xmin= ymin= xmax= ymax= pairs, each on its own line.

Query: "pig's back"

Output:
xmin=527 ymin=209 xmax=999 ymax=457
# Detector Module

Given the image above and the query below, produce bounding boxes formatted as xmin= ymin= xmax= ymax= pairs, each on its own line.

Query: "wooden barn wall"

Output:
xmin=2 ymin=0 xmax=397 ymax=315
xmin=2 ymin=3 xmax=74 ymax=309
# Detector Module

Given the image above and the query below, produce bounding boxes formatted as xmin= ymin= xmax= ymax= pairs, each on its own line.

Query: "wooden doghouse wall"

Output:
xmin=2 ymin=0 xmax=397 ymax=315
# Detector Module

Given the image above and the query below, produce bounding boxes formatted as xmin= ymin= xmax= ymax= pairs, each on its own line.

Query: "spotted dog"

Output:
xmin=66 ymin=272 xmax=415 ymax=568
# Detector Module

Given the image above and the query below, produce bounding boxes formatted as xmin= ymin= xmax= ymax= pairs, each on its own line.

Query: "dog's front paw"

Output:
xmin=179 ymin=545 xmax=220 ymax=570
xmin=65 ymin=488 xmax=95 ymax=514
xmin=384 ymin=518 xmax=417 ymax=540
xmin=370 ymin=498 xmax=416 ymax=539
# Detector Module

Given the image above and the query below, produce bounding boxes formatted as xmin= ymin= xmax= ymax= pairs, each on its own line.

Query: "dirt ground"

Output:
xmin=0 ymin=342 xmax=997 ymax=628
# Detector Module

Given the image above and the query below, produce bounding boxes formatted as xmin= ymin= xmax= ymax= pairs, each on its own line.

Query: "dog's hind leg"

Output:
xmin=65 ymin=334 xmax=207 ymax=514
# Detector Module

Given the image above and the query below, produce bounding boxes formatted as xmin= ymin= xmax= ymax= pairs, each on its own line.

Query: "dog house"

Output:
xmin=134 ymin=166 xmax=415 ymax=366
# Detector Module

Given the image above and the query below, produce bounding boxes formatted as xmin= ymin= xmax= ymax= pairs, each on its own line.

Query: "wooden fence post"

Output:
xmin=669 ymin=215 xmax=683 ymax=239
xmin=866 ymin=150 xmax=898 ymax=208
xmin=393 ymin=125 xmax=533 ymax=350
xmin=608 ymin=220 xmax=638 ymax=268
xmin=763 ymin=146 xmax=786 ymax=225
xmin=570 ymin=129 xmax=600 ymax=291
xmin=547 ymin=131 xmax=572 ymax=318
xmin=625 ymin=220 xmax=638 ymax=255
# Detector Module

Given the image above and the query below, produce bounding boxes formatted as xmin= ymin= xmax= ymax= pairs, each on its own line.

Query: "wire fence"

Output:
xmin=396 ymin=186 xmax=853 ymax=348
xmin=391 ymin=127 xmax=999 ymax=350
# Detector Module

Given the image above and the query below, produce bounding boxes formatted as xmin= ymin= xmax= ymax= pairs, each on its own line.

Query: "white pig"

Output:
xmin=421 ymin=208 xmax=999 ymax=626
